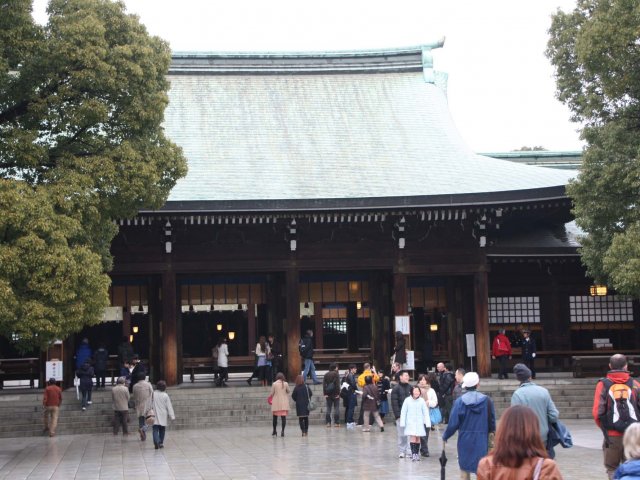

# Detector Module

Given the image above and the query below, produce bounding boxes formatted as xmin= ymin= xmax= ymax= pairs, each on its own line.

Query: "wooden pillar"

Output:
xmin=393 ymin=273 xmax=408 ymax=316
xmin=285 ymin=268 xmax=301 ymax=381
xmin=473 ymin=271 xmax=491 ymax=377
xmin=370 ymin=272 xmax=389 ymax=370
xmin=161 ymin=271 xmax=178 ymax=386
xmin=313 ymin=304 xmax=323 ymax=350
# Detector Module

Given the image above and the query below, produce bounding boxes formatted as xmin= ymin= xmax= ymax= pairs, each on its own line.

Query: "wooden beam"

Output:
xmin=473 ymin=271 xmax=491 ymax=377
xmin=161 ymin=271 xmax=179 ymax=386
xmin=285 ymin=268 xmax=301 ymax=381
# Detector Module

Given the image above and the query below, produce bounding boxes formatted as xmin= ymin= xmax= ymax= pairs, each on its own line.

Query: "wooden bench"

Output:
xmin=183 ymin=355 xmax=255 ymax=382
xmin=0 ymin=358 xmax=40 ymax=389
xmin=572 ymin=354 xmax=640 ymax=378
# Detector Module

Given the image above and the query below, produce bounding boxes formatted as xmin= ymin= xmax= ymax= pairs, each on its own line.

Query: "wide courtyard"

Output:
xmin=0 ymin=419 xmax=609 ymax=479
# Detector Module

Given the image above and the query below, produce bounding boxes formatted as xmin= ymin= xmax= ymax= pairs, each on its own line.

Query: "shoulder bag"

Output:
xmin=144 ymin=392 xmax=156 ymax=426
xmin=306 ymin=385 xmax=317 ymax=411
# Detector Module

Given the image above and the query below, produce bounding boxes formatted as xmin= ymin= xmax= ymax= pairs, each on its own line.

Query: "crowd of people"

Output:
xmin=60 ymin=334 xmax=640 ymax=477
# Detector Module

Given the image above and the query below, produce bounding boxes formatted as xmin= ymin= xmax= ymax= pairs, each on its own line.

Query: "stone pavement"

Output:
xmin=0 ymin=419 xmax=609 ymax=479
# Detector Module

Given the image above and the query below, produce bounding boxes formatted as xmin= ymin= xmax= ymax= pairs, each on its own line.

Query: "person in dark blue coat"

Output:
xmin=442 ymin=372 xmax=496 ymax=480
xmin=291 ymin=374 xmax=312 ymax=436
xmin=75 ymin=360 xmax=94 ymax=411
xmin=75 ymin=338 xmax=92 ymax=370
xmin=520 ymin=329 xmax=537 ymax=379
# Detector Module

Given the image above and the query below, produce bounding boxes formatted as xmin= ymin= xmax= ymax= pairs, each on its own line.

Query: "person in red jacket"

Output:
xmin=491 ymin=328 xmax=512 ymax=380
xmin=43 ymin=377 xmax=62 ymax=437
xmin=593 ymin=354 xmax=640 ymax=479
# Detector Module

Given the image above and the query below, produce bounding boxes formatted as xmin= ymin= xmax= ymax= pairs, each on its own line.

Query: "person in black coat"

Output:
xmin=520 ymin=329 xmax=537 ymax=379
xmin=129 ymin=355 xmax=146 ymax=393
xmin=75 ymin=360 xmax=94 ymax=411
xmin=391 ymin=370 xmax=412 ymax=458
xmin=93 ymin=343 xmax=109 ymax=389
xmin=291 ymin=374 xmax=312 ymax=436
xmin=393 ymin=331 xmax=406 ymax=366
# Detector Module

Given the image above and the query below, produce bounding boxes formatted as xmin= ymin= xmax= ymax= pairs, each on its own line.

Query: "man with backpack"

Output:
xmin=299 ymin=330 xmax=321 ymax=385
xmin=323 ymin=363 xmax=341 ymax=427
xmin=437 ymin=362 xmax=456 ymax=423
xmin=593 ymin=353 xmax=640 ymax=479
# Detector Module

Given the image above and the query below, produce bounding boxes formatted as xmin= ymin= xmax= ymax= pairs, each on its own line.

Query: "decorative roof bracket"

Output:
xmin=421 ymin=38 xmax=445 ymax=83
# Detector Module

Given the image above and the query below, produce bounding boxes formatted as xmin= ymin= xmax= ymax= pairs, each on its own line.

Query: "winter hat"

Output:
xmin=513 ymin=363 xmax=532 ymax=383
xmin=461 ymin=372 xmax=480 ymax=389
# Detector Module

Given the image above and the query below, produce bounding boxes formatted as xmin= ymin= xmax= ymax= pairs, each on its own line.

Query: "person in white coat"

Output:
xmin=400 ymin=386 xmax=430 ymax=462
xmin=152 ymin=380 xmax=175 ymax=449
xmin=417 ymin=374 xmax=438 ymax=457
xmin=216 ymin=338 xmax=229 ymax=387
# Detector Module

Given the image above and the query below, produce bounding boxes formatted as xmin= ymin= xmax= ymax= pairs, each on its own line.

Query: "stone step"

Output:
xmin=0 ymin=379 xmax=599 ymax=438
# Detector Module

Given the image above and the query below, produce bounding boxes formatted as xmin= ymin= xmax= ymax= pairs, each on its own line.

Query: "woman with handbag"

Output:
xmin=361 ymin=375 xmax=384 ymax=432
xmin=477 ymin=405 xmax=563 ymax=479
xmin=152 ymin=380 xmax=175 ymax=450
xmin=291 ymin=374 xmax=313 ymax=436
xmin=270 ymin=372 xmax=290 ymax=436
xmin=417 ymin=374 xmax=438 ymax=457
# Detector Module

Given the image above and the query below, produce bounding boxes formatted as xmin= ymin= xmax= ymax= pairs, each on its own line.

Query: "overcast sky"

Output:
xmin=33 ymin=0 xmax=583 ymax=153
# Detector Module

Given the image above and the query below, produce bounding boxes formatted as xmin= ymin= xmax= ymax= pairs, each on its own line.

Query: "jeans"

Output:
xmin=80 ymin=388 xmax=92 ymax=408
xmin=113 ymin=410 xmax=128 ymax=435
xmin=302 ymin=358 xmax=319 ymax=383
xmin=152 ymin=425 xmax=166 ymax=445
xmin=138 ymin=415 xmax=147 ymax=431
xmin=44 ymin=406 xmax=59 ymax=435
xmin=325 ymin=397 xmax=340 ymax=424
xmin=345 ymin=394 xmax=356 ymax=424
xmin=396 ymin=421 xmax=409 ymax=455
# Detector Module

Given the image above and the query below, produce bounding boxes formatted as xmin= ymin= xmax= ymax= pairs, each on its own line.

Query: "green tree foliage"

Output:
xmin=547 ymin=0 xmax=640 ymax=298
xmin=0 ymin=0 xmax=187 ymax=350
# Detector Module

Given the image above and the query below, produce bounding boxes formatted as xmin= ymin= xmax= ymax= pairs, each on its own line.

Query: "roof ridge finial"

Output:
xmin=422 ymin=37 xmax=445 ymax=83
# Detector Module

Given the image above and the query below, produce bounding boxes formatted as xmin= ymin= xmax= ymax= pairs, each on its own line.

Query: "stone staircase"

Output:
xmin=0 ymin=375 xmax=598 ymax=438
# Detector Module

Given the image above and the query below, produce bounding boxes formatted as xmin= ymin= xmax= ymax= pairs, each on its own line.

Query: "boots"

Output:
xmin=411 ymin=442 xmax=420 ymax=461
xmin=281 ymin=416 xmax=286 ymax=436
xmin=272 ymin=415 xmax=277 ymax=436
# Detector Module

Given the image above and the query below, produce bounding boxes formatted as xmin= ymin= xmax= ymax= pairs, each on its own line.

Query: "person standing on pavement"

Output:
xmin=453 ymin=367 xmax=466 ymax=401
xmin=593 ymin=354 xmax=640 ymax=479
xmin=377 ymin=370 xmax=391 ymax=421
xmin=270 ymin=372 xmax=290 ymax=437
xmin=152 ymin=380 xmax=175 ymax=449
xmin=299 ymin=330 xmax=321 ymax=385
xmin=357 ymin=363 xmax=379 ymax=426
xmin=520 ymin=329 xmax=537 ymax=379
xmin=511 ymin=363 xmax=559 ymax=454
xmin=323 ymin=362 xmax=341 ymax=427
xmin=291 ymin=375 xmax=312 ymax=436
xmin=491 ymin=328 xmax=512 ymax=380
xmin=477 ymin=405 xmax=563 ymax=480
xmin=112 ymin=376 xmax=130 ymax=436
xmin=133 ymin=378 xmax=154 ymax=441
xmin=361 ymin=375 xmax=384 ymax=433
xmin=342 ymin=364 xmax=358 ymax=428
xmin=400 ymin=385 xmax=430 ymax=462
xmin=42 ymin=378 xmax=62 ymax=437
xmin=391 ymin=370 xmax=412 ymax=458
xmin=443 ymin=372 xmax=496 ymax=480
xmin=436 ymin=362 xmax=455 ymax=423
xmin=417 ymin=374 xmax=438 ymax=457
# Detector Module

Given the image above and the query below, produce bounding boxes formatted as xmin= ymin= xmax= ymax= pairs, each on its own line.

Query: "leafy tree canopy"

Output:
xmin=0 ymin=0 xmax=187 ymax=350
xmin=547 ymin=0 xmax=640 ymax=298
